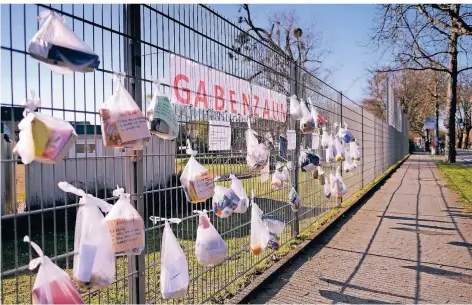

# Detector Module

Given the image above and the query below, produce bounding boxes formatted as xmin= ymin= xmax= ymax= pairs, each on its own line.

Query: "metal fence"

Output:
xmin=0 ymin=4 xmax=409 ymax=304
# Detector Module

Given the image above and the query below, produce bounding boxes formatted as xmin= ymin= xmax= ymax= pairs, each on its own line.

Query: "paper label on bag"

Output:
xmin=77 ymin=243 xmax=98 ymax=282
xmin=286 ymin=130 xmax=296 ymax=151
xmin=192 ymin=171 xmax=214 ymax=200
xmin=107 ymin=217 xmax=144 ymax=253
xmin=116 ymin=110 xmax=149 ymax=143
xmin=154 ymin=96 xmax=179 ymax=134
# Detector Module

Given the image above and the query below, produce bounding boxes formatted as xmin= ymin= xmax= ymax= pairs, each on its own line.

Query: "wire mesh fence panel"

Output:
xmin=1 ymin=3 xmax=409 ymax=305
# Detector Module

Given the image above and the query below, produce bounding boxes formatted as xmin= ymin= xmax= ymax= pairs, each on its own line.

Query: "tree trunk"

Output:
xmin=464 ymin=127 xmax=471 ymax=149
xmin=435 ymin=99 xmax=440 ymax=155
xmin=457 ymin=129 xmax=463 ymax=149
xmin=445 ymin=34 xmax=458 ymax=163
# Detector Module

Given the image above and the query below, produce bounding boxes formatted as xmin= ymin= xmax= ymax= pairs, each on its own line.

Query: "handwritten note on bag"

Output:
xmin=106 ymin=217 xmax=144 ymax=253
xmin=116 ymin=110 xmax=150 ymax=143
xmin=154 ymin=96 xmax=179 ymax=134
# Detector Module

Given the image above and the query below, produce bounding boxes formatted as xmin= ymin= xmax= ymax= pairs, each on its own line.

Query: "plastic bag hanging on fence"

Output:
xmin=350 ymin=140 xmax=361 ymax=161
xmin=337 ymin=122 xmax=354 ymax=144
xmin=24 ymin=236 xmax=85 ymax=304
xmin=326 ymin=132 xmax=336 ymax=163
xmin=250 ymin=192 xmax=271 ymax=255
xmin=312 ymin=133 xmax=320 ymax=150
xmin=299 ymin=150 xmax=321 ymax=172
xmin=331 ymin=167 xmax=347 ymax=199
xmin=230 ymin=174 xmax=249 ymax=214
xmin=271 ymin=162 xmax=286 ymax=190
xmin=246 ymin=121 xmax=269 ymax=172
xmin=58 ymin=182 xmax=115 ymax=291
xmin=28 ymin=10 xmax=100 ymax=74
xmin=194 ymin=210 xmax=228 ymax=267
xmin=99 ymin=74 xmax=150 ymax=149
xmin=317 ymin=166 xmax=325 ymax=185
xmin=321 ymin=127 xmax=330 ymax=149
xmin=288 ymin=185 xmax=302 ymax=212
xmin=262 ymin=217 xmax=286 ymax=250
xmin=335 ymin=136 xmax=345 ymax=162
xmin=300 ymin=101 xmax=316 ymax=134
xmin=180 ymin=140 xmax=215 ymax=203
xmin=154 ymin=217 xmax=189 ymax=300
xmin=13 ymin=90 xmax=77 ymax=165
xmin=212 ymin=180 xmax=240 ymax=218
xmin=104 ymin=186 xmax=145 ymax=255
xmin=146 ymin=78 xmax=179 ymax=140
xmin=343 ymin=148 xmax=354 ymax=173
xmin=324 ymin=176 xmax=331 ymax=198
xmin=308 ymin=98 xmax=326 ymax=128
xmin=289 ymin=95 xmax=303 ymax=120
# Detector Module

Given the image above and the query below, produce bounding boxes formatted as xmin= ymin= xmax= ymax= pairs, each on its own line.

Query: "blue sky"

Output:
xmin=210 ymin=4 xmax=381 ymax=103
xmin=1 ymin=4 xmax=384 ymax=124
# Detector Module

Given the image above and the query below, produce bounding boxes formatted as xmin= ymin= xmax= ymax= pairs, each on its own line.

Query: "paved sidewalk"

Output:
xmin=248 ymin=154 xmax=472 ymax=304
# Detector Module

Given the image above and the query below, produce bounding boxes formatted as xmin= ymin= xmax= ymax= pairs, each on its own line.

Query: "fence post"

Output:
xmin=124 ymin=4 xmax=146 ymax=304
xmin=337 ymin=91 xmax=343 ymax=207
xmin=290 ymin=61 xmax=300 ymax=236
xmin=361 ymin=107 xmax=364 ymax=188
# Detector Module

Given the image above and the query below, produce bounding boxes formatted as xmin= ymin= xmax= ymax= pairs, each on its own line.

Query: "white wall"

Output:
xmin=25 ymin=135 xmax=176 ymax=208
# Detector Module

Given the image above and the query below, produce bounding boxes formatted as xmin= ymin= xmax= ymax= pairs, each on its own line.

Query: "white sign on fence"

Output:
xmin=208 ymin=120 xmax=231 ymax=151
xmin=170 ymin=54 xmax=287 ymax=122
xmin=286 ymin=130 xmax=296 ymax=151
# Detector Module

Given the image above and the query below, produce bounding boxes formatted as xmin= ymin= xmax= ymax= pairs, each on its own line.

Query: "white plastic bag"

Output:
xmin=58 ymin=182 xmax=115 ymax=291
xmin=13 ymin=90 xmax=77 ymax=165
xmin=180 ymin=140 xmax=215 ymax=203
xmin=99 ymin=74 xmax=150 ymax=149
xmin=262 ymin=217 xmax=286 ymax=250
xmin=271 ymin=162 xmax=286 ymax=190
xmin=194 ymin=210 xmax=228 ymax=266
xmin=24 ymin=236 xmax=85 ymax=304
xmin=105 ymin=186 xmax=145 ymax=255
xmin=317 ymin=165 xmax=325 ymax=185
xmin=289 ymin=95 xmax=302 ymax=120
xmin=250 ymin=192 xmax=271 ymax=255
xmin=146 ymin=78 xmax=179 ymax=140
xmin=246 ymin=121 xmax=269 ymax=173
xmin=338 ymin=122 xmax=354 ymax=143
xmin=331 ymin=167 xmax=347 ymax=199
xmin=343 ymin=148 xmax=354 ymax=173
xmin=350 ymin=140 xmax=361 ymax=161
xmin=29 ymin=10 xmax=100 ymax=74
xmin=288 ymin=185 xmax=302 ymax=212
xmin=308 ymin=98 xmax=326 ymax=128
xmin=300 ymin=101 xmax=315 ymax=134
xmin=324 ymin=176 xmax=331 ymax=198
xmin=312 ymin=133 xmax=320 ymax=150
xmin=321 ymin=127 xmax=330 ymax=149
xmin=335 ymin=136 xmax=345 ymax=162
xmin=326 ymin=134 xmax=336 ymax=163
xmin=212 ymin=183 xmax=240 ymax=218
xmin=154 ymin=217 xmax=189 ymax=300
xmin=230 ymin=174 xmax=249 ymax=214
xmin=299 ymin=150 xmax=321 ymax=172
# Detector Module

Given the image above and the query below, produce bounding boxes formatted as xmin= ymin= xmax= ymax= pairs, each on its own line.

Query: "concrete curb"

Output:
xmin=229 ymin=154 xmax=410 ymax=304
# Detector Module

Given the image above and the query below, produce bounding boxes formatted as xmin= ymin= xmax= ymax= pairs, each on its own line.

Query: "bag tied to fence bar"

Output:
xmin=24 ymin=236 xmax=85 ymax=304
xmin=13 ymin=90 xmax=77 ymax=165
xmin=28 ymin=10 xmax=100 ymax=73
xmin=105 ymin=186 xmax=145 ymax=255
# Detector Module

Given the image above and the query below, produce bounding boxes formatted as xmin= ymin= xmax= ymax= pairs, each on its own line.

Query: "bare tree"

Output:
xmin=371 ymin=4 xmax=472 ymax=162
xmin=457 ymin=73 xmax=472 ymax=148
xmin=365 ymin=69 xmax=447 ymax=137
xmin=229 ymin=4 xmax=330 ymax=95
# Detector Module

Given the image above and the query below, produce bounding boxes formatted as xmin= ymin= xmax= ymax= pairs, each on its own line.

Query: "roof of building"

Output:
xmin=1 ymin=106 xmax=102 ymax=135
